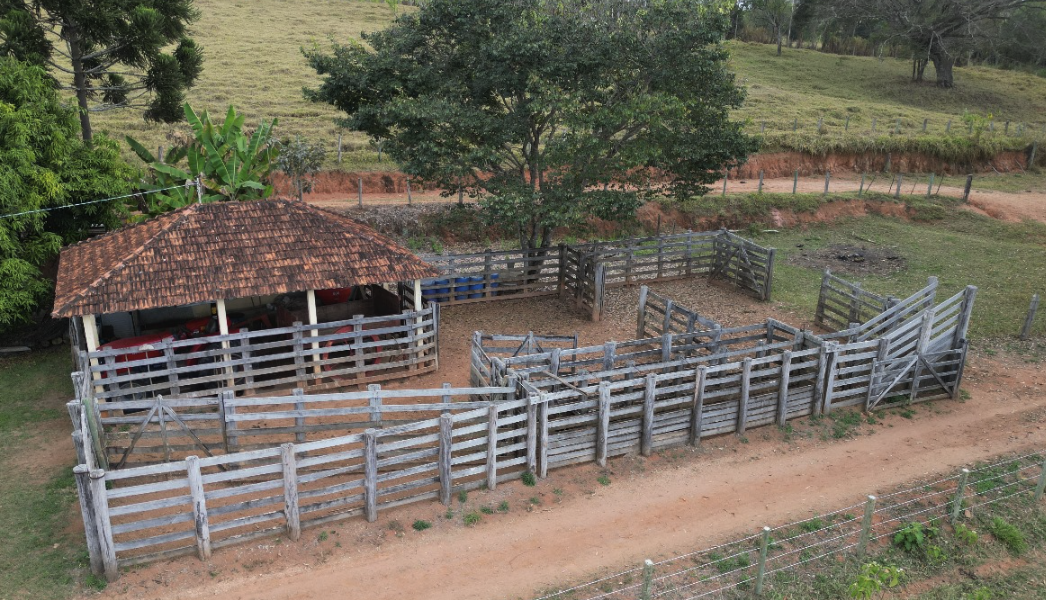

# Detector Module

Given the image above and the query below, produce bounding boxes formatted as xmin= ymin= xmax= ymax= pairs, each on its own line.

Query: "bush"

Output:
xmin=521 ymin=471 xmax=537 ymax=486
xmin=412 ymin=519 xmax=432 ymax=531
xmin=987 ymin=517 xmax=1026 ymax=554
xmin=463 ymin=511 xmax=482 ymax=527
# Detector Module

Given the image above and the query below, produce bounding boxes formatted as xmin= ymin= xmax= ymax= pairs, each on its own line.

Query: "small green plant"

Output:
xmin=457 ymin=490 xmax=468 ymax=504
xmin=318 ymin=531 xmax=329 ymax=542
xmin=970 ymin=587 xmax=992 ymax=600
xmin=529 ymin=496 xmax=542 ymax=506
xmin=987 ymin=516 xmax=1026 ymax=554
xmin=412 ymin=519 xmax=432 ymax=531
xmin=521 ymin=471 xmax=537 ymax=486
xmin=597 ymin=475 xmax=611 ymax=486
xmin=480 ymin=506 xmax=495 ymax=515
xmin=955 ymin=523 xmax=978 ymax=546
xmin=387 ymin=520 xmax=404 ymax=533
xmin=959 ymin=389 xmax=972 ymax=401
xmin=497 ymin=500 xmax=510 ymax=513
xmin=848 ymin=562 xmax=902 ymax=600
xmin=800 ymin=516 xmax=825 ymax=533
xmin=893 ymin=522 xmax=936 ymax=554
xmin=739 ymin=436 xmax=749 ymax=444
xmin=899 ymin=408 xmax=915 ymax=419
xmin=84 ymin=573 xmax=108 ymax=591
xmin=926 ymin=544 xmax=947 ymax=563
xmin=444 ymin=508 xmax=454 ymax=520
xmin=463 ymin=511 xmax=482 ymax=526
xmin=553 ymin=488 xmax=564 ymax=496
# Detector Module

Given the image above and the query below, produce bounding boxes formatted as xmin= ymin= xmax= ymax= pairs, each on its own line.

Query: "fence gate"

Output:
xmin=865 ymin=348 xmax=959 ymax=410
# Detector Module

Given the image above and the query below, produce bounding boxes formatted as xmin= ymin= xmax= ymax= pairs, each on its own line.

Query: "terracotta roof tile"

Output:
xmin=52 ymin=199 xmax=439 ymax=317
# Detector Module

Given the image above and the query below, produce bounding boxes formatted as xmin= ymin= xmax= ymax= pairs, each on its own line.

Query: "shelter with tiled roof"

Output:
xmin=53 ymin=199 xmax=439 ymax=354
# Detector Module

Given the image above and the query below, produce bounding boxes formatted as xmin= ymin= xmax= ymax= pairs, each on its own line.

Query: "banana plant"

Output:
xmin=127 ymin=103 xmax=279 ymax=217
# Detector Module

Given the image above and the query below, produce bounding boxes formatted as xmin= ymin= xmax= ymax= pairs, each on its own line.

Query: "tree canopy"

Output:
xmin=0 ymin=0 xmax=203 ymax=142
xmin=0 ymin=56 xmax=132 ymax=328
xmin=305 ymin=0 xmax=755 ymax=250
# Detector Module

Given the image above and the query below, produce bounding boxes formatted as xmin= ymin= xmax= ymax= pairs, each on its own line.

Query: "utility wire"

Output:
xmin=0 ymin=182 xmax=197 ymax=221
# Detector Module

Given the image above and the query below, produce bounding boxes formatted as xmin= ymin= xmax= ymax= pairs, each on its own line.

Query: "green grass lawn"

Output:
xmin=739 ymin=208 xmax=1046 ymax=340
xmin=76 ymin=1 xmax=1046 ymax=172
xmin=0 ymin=349 xmax=93 ymax=599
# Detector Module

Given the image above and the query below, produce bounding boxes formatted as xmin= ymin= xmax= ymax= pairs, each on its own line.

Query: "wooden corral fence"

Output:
xmin=469 ymin=332 xmax=579 ymax=387
xmin=636 ymin=285 xmax=722 ymax=339
xmin=413 ymin=230 xmax=776 ymax=321
xmin=81 ymin=307 xmax=439 ymax=402
xmin=70 ymin=277 xmax=977 ymax=580
xmin=815 ymin=269 xmax=896 ymax=332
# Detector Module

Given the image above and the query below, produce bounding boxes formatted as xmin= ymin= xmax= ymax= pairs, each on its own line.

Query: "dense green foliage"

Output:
xmin=0 ymin=57 xmax=131 ymax=328
xmin=277 ymin=136 xmax=327 ymax=201
xmin=305 ymin=0 xmax=755 ymax=249
xmin=127 ymin=103 xmax=279 ymax=216
xmin=0 ymin=0 xmax=203 ymax=141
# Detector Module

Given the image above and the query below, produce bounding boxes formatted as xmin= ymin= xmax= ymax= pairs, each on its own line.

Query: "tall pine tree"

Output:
xmin=0 ymin=0 xmax=203 ymax=141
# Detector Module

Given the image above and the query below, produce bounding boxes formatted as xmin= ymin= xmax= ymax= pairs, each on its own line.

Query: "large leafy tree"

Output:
xmin=0 ymin=0 xmax=203 ymax=142
xmin=0 ymin=57 xmax=132 ymax=327
xmin=305 ymin=0 xmax=755 ymax=251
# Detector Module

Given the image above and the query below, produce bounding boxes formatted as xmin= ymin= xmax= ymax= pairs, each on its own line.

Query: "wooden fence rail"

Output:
xmin=72 ymin=280 xmax=976 ymax=580
xmin=83 ymin=306 xmax=440 ymax=402
xmin=411 ymin=230 xmax=776 ymax=322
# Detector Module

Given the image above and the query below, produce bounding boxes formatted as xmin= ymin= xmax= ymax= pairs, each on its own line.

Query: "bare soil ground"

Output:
xmin=89 ymin=283 xmax=1046 ymax=600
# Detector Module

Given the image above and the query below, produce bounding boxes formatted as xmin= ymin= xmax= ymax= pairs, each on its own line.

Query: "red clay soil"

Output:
xmin=732 ymin=151 xmax=1031 ymax=179
xmin=97 ymin=296 xmax=1046 ymax=600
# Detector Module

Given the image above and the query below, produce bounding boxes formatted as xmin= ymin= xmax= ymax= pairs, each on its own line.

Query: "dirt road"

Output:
xmin=103 ymin=352 xmax=1046 ymax=600
xmin=304 ymin=175 xmax=1046 ymax=226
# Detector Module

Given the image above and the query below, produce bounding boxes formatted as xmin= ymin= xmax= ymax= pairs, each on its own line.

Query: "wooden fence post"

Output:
xmin=822 ymin=343 xmax=840 ymax=415
xmin=755 ymin=526 xmax=771 ymax=595
xmin=758 ymin=170 xmax=764 ymax=194
xmin=597 ymin=383 xmax=611 ymax=467
xmin=291 ymin=322 xmax=306 ymax=383
xmin=815 ymin=270 xmax=830 ymax=327
xmin=364 ymin=429 xmax=378 ymax=521
xmin=163 ymin=344 xmax=180 ymax=396
xmin=220 ymin=390 xmax=237 ymax=453
xmin=637 ymin=285 xmax=649 ymax=338
xmin=406 ymin=178 xmax=412 ymax=204
xmin=88 ymin=468 xmax=118 ymax=580
xmin=823 ymin=169 xmax=831 ymax=195
xmin=538 ymin=396 xmax=550 ymax=478
xmin=856 ymin=495 xmax=877 ymax=558
xmin=526 ymin=395 xmax=537 ymax=473
xmin=186 ymin=455 xmax=212 ymax=560
xmin=557 ymin=243 xmax=567 ymax=297
xmin=812 ymin=345 xmax=829 ymax=417
xmin=1020 ymin=294 xmax=1039 ymax=340
xmin=73 ymin=465 xmax=103 ymax=575
xmin=641 ymin=374 xmax=656 ymax=456
xmin=737 ymin=358 xmax=752 ymax=435
xmin=280 ymin=443 xmax=301 ymax=541
xmin=358 ymin=177 xmax=363 ymax=206
xmin=763 ymin=248 xmax=776 ymax=301
xmin=660 ymin=333 xmax=672 ymax=363
xmin=1034 ymin=456 xmax=1046 ymax=502
xmin=859 ymin=173 xmax=865 ymax=197
xmin=690 ymin=366 xmax=707 ymax=446
xmin=591 ymin=261 xmax=606 ymax=322
xmin=602 ymin=341 xmax=617 ymax=372
xmin=641 ymin=559 xmax=655 ymax=600
xmin=951 ymin=469 xmax=970 ymax=524
xmin=792 ymin=169 xmax=798 ymax=194
xmin=486 ymin=404 xmax=498 ymax=490
xmin=369 ymin=384 xmax=383 ymax=426
xmin=292 ymin=388 xmax=306 ymax=443
xmin=662 ymin=299 xmax=674 ymax=336
xmin=953 ymin=286 xmax=978 ymax=348
xmin=963 ymin=175 xmax=973 ymax=202
xmin=439 ymin=414 xmax=454 ymax=504
xmin=776 ymin=351 xmax=792 ymax=427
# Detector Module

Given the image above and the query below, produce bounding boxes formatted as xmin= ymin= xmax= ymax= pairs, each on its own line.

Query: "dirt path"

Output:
xmin=304 ymin=175 xmax=1046 ymax=226
xmin=101 ymin=350 xmax=1046 ymax=600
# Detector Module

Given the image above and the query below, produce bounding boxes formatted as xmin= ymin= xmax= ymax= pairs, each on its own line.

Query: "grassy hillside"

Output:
xmin=83 ymin=1 xmax=1046 ymax=171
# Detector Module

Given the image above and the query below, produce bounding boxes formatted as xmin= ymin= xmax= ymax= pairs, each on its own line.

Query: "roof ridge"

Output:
xmin=52 ymin=204 xmax=200 ymax=317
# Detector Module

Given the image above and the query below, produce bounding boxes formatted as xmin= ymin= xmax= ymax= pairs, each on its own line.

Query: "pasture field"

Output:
xmin=80 ymin=0 xmax=1046 ymax=171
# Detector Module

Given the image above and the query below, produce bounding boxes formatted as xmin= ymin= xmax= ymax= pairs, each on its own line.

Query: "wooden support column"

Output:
xmin=737 ymin=358 xmax=752 ymax=435
xmin=364 ymin=430 xmax=378 ymax=522
xmin=486 ymin=404 xmax=498 ymax=489
xmin=597 ymin=383 xmax=611 ymax=467
xmin=216 ymin=299 xmax=234 ymax=388
xmin=306 ymin=290 xmax=320 ymax=376
xmin=83 ymin=314 xmax=103 ymax=389
xmin=438 ymin=414 xmax=454 ymax=504
xmin=186 ymin=456 xmax=212 ymax=560
xmin=280 ymin=443 xmax=301 ymax=541
xmin=776 ymin=351 xmax=792 ymax=427
xmin=413 ymin=280 xmax=425 ymax=366
xmin=910 ymin=308 xmax=936 ymax=403
xmin=822 ymin=343 xmax=840 ymax=415
xmin=641 ymin=374 xmax=656 ymax=456
xmin=538 ymin=396 xmax=549 ymax=478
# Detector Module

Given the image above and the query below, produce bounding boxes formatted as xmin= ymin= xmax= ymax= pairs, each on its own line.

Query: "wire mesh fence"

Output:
xmin=534 ymin=450 xmax=1046 ymax=600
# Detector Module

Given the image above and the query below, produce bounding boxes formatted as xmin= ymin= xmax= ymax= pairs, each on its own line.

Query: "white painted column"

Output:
xmin=307 ymin=290 xmax=320 ymax=375
xmin=413 ymin=279 xmax=424 ymax=360
xmin=82 ymin=314 xmax=103 ymax=387
xmin=216 ymin=299 xmax=233 ymax=387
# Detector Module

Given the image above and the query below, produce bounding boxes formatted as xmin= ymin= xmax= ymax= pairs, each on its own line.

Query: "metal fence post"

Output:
xmin=951 ymin=468 xmax=971 ymax=524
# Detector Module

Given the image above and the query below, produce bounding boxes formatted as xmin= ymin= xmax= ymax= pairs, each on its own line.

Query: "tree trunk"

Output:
xmin=930 ymin=52 xmax=955 ymax=88
xmin=776 ymin=25 xmax=783 ymax=56
xmin=66 ymin=28 xmax=93 ymax=143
